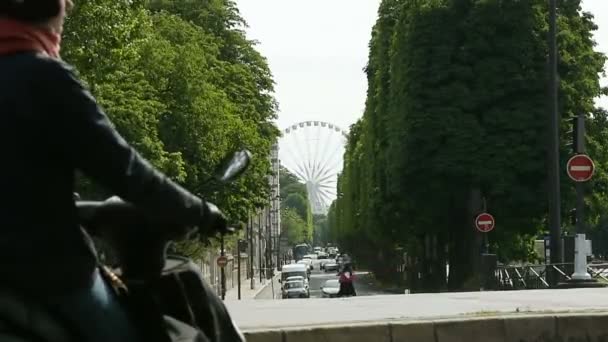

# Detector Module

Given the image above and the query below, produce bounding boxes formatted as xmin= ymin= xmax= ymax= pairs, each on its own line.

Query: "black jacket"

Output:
xmin=0 ymin=52 xmax=204 ymax=294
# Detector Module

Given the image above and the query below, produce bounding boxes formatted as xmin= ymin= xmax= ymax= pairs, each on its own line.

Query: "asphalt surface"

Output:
xmin=287 ymin=259 xmax=390 ymax=299
xmin=308 ymin=269 xmax=384 ymax=298
xmin=252 ymin=259 xmax=390 ymax=299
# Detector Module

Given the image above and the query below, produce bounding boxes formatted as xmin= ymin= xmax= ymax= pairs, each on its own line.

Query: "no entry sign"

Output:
xmin=567 ymin=154 xmax=595 ymax=182
xmin=217 ymin=256 xmax=228 ymax=268
xmin=475 ymin=213 xmax=495 ymax=233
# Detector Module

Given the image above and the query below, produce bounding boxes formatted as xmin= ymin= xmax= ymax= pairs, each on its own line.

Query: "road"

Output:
xmin=253 ymin=259 xmax=391 ymax=299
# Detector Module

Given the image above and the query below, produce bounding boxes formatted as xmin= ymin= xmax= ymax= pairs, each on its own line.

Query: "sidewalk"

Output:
xmin=224 ymin=271 xmax=280 ymax=301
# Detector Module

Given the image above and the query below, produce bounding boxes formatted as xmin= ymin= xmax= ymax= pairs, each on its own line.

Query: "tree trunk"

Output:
xmin=448 ymin=187 xmax=482 ymax=291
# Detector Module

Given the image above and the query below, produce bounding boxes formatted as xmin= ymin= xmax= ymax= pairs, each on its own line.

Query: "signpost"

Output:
xmin=217 ymin=256 xmax=228 ymax=268
xmin=566 ymin=154 xmax=594 ymax=182
xmin=475 ymin=210 xmax=495 ymax=289
xmin=566 ymin=115 xmax=595 ymax=283
xmin=475 ymin=213 xmax=495 ymax=233
xmin=560 ymin=114 xmax=604 ymax=287
xmin=237 ymin=239 xmax=248 ymax=300
xmin=219 ymin=235 xmax=226 ymax=300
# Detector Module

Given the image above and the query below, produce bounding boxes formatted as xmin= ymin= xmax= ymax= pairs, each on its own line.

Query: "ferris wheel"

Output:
xmin=279 ymin=121 xmax=348 ymax=215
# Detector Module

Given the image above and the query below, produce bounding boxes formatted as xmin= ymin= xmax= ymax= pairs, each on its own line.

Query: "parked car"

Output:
xmin=321 ymin=279 xmax=340 ymax=298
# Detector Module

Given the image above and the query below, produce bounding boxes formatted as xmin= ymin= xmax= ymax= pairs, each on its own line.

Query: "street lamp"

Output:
xmin=547 ymin=0 xmax=562 ymax=276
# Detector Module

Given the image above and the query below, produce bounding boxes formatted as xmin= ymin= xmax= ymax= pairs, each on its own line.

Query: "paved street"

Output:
xmin=226 ymin=287 xmax=608 ymax=331
xmin=259 ymin=259 xmax=392 ymax=299
xmin=308 ymin=269 xmax=388 ymax=298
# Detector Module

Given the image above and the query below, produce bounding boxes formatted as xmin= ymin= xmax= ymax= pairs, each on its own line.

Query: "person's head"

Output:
xmin=0 ymin=0 xmax=73 ymax=33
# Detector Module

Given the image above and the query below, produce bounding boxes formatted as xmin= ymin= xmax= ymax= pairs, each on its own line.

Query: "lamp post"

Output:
xmin=547 ymin=0 xmax=562 ymax=283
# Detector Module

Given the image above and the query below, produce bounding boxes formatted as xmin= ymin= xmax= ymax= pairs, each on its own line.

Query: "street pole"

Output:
xmin=237 ymin=240 xmax=242 ymax=300
xmin=249 ymin=213 xmax=254 ymax=290
xmin=572 ymin=114 xmax=592 ymax=281
xmin=547 ymin=0 xmax=562 ymax=283
xmin=220 ymin=235 xmax=226 ymax=300
xmin=267 ymin=201 xmax=272 ymax=278
xmin=258 ymin=211 xmax=263 ymax=283
xmin=482 ymin=197 xmax=489 ymax=254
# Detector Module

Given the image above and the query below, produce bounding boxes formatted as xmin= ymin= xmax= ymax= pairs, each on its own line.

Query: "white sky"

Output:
xmin=235 ymin=0 xmax=608 ymax=132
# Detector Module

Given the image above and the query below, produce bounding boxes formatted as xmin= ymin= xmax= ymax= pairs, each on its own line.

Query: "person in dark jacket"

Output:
xmin=337 ymin=264 xmax=357 ymax=297
xmin=0 ymin=0 xmax=229 ymax=341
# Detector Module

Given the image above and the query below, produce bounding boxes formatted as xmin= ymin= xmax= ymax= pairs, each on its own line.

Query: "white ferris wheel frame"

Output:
xmin=279 ymin=121 xmax=348 ymax=215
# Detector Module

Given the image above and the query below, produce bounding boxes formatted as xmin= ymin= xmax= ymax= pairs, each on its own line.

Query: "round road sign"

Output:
xmin=475 ymin=213 xmax=495 ymax=233
xmin=217 ymin=256 xmax=228 ymax=268
xmin=567 ymin=154 xmax=595 ymax=182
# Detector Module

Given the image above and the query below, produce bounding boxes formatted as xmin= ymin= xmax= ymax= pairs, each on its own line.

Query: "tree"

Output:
xmin=281 ymin=208 xmax=309 ymax=244
xmin=62 ymin=0 xmax=280 ymax=259
xmin=331 ymin=0 xmax=607 ymax=292
xmin=278 ymin=167 xmax=313 ymax=244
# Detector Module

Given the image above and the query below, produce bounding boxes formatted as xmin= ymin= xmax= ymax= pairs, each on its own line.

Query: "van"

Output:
xmin=280 ymin=264 xmax=308 ymax=283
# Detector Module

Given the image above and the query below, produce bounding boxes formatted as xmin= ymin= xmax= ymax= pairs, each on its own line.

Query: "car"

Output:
xmin=297 ymin=259 xmax=313 ymax=273
xmin=285 ymin=275 xmax=306 ymax=283
xmin=283 ymin=275 xmax=309 ymax=291
xmin=282 ymin=278 xmax=310 ymax=299
xmin=319 ymin=257 xmax=333 ymax=270
xmin=323 ymin=259 xmax=339 ymax=272
xmin=321 ymin=279 xmax=340 ymax=298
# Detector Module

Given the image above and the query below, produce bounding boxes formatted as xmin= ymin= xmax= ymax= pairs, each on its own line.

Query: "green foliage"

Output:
xmin=281 ymin=208 xmax=309 ymax=245
xmin=330 ymin=0 xmax=607 ymax=291
xmin=312 ymin=214 xmax=329 ymax=246
xmin=62 ymin=0 xmax=279 ymax=257
xmin=279 ymin=167 xmax=313 ymax=244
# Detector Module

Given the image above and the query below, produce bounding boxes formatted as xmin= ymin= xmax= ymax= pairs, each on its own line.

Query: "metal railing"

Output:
xmin=492 ymin=263 xmax=608 ymax=290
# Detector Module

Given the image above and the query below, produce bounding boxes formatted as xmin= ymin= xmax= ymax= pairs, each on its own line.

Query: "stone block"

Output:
xmin=556 ymin=314 xmax=608 ymax=342
xmin=434 ymin=317 xmax=506 ymax=342
xmin=284 ymin=324 xmax=391 ymax=342
xmin=390 ymin=321 xmax=435 ymax=342
xmin=244 ymin=330 xmax=284 ymax=342
xmin=504 ymin=315 xmax=556 ymax=342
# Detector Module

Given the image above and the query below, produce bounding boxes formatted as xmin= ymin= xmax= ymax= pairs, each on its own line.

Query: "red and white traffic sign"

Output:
xmin=217 ymin=256 xmax=228 ymax=268
xmin=567 ymin=154 xmax=595 ymax=182
xmin=475 ymin=213 xmax=495 ymax=233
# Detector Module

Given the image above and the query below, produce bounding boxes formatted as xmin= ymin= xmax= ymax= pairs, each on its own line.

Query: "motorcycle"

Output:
xmin=0 ymin=149 xmax=252 ymax=342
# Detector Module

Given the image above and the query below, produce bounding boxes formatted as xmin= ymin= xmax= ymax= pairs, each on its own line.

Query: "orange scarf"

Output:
xmin=0 ymin=18 xmax=60 ymax=58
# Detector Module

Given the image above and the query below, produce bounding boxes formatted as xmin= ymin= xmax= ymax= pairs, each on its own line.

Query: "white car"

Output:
xmin=297 ymin=259 xmax=313 ymax=272
xmin=323 ymin=259 xmax=339 ymax=272
xmin=303 ymin=254 xmax=317 ymax=260
xmin=282 ymin=277 xmax=310 ymax=299
xmin=321 ymin=279 xmax=340 ymax=298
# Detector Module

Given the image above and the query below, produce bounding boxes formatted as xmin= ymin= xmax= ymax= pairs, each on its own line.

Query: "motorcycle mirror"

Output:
xmin=215 ymin=149 xmax=252 ymax=183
